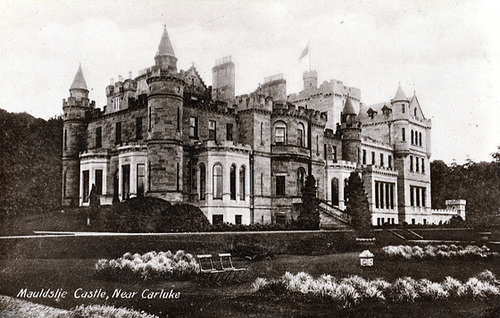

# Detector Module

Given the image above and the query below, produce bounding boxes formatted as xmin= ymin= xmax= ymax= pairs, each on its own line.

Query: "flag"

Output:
xmin=299 ymin=44 xmax=308 ymax=61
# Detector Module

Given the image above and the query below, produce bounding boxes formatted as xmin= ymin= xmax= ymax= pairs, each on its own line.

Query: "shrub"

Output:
xmin=252 ymin=270 xmax=500 ymax=307
xmin=158 ymin=203 xmax=210 ymax=232
xmin=380 ymin=244 xmax=499 ymax=260
xmin=65 ymin=304 xmax=159 ymax=318
xmin=95 ymin=250 xmax=199 ymax=281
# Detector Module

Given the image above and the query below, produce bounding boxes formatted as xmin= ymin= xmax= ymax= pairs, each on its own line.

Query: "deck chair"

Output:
xmin=218 ymin=253 xmax=246 ymax=282
xmin=196 ymin=254 xmax=224 ymax=284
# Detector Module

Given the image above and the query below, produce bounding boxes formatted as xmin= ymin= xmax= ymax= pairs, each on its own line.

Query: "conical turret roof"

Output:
xmin=392 ymin=83 xmax=408 ymax=101
xmin=342 ymin=95 xmax=357 ymax=115
xmin=156 ymin=25 xmax=175 ymax=57
xmin=70 ymin=64 xmax=88 ymax=91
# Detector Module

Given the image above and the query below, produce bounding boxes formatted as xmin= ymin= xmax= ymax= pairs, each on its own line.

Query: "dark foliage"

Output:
xmin=298 ymin=174 xmax=320 ymax=230
xmin=431 ymin=155 xmax=500 ymax=228
xmin=0 ymin=109 xmax=63 ymax=215
xmin=96 ymin=198 xmax=210 ymax=232
xmin=345 ymin=171 xmax=372 ymax=234
xmin=160 ymin=203 xmax=211 ymax=232
xmin=209 ymin=222 xmax=297 ymax=232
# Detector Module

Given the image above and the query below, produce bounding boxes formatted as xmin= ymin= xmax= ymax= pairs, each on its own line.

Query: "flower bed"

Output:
xmin=95 ymin=250 xmax=199 ymax=281
xmin=252 ymin=270 xmax=500 ymax=308
xmin=381 ymin=244 xmax=499 ymax=260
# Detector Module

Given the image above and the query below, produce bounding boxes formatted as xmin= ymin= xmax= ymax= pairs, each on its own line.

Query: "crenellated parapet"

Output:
xmin=63 ymin=96 xmax=95 ymax=110
xmin=235 ymin=93 xmax=273 ymax=113
xmin=271 ymin=103 xmax=327 ymax=127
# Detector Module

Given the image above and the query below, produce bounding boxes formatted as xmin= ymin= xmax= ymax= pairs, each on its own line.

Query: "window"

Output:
xmin=260 ymin=173 xmax=264 ymax=196
xmin=331 ymin=178 xmax=339 ymax=206
xmin=122 ymin=164 xmax=130 ymax=200
xmin=199 ymin=164 xmax=206 ymax=200
xmin=410 ymin=186 xmax=414 ymax=206
xmin=176 ymin=162 xmax=180 ymax=191
xmin=239 ymin=166 xmax=246 ymax=200
xmin=230 ymin=165 xmax=236 ymax=200
xmin=176 ymin=107 xmax=180 ymax=132
xmin=297 ymin=169 xmax=305 ymax=196
xmin=411 ymin=130 xmax=414 ymax=145
xmin=419 ymin=132 xmax=422 ymax=146
xmin=414 ymin=108 xmax=417 ymax=117
xmin=213 ymin=164 xmax=223 ymax=199
xmin=316 ymin=135 xmax=319 ymax=155
xmin=380 ymin=153 xmax=384 ymax=167
xmin=274 ymin=121 xmax=286 ymax=144
xmin=64 ymin=129 xmax=67 ymax=149
xmin=422 ymin=158 xmax=425 ymax=174
xmin=115 ymin=122 xmax=122 ymax=144
xmin=332 ymin=146 xmax=337 ymax=162
xmin=96 ymin=127 xmax=102 ymax=148
xmin=189 ymin=117 xmax=198 ymax=138
xmin=402 ymin=104 xmax=405 ymax=113
xmin=260 ymin=122 xmax=264 ymax=145
xmin=371 ymin=152 xmax=375 ymax=165
xmin=362 ymin=150 xmax=367 ymax=165
xmin=388 ymin=155 xmax=392 ymax=169
xmin=212 ymin=215 xmax=223 ymax=225
xmin=226 ymin=123 xmax=233 ymax=141
xmin=137 ymin=164 xmax=145 ymax=196
xmin=209 ymin=120 xmax=216 ymax=140
xmin=375 ymin=181 xmax=379 ymax=208
xmin=235 ymin=215 xmax=242 ymax=225
xmin=410 ymin=156 xmax=414 ymax=171
xmin=344 ymin=178 xmax=348 ymax=203
xmin=276 ymin=175 xmax=285 ymax=196
xmin=416 ymin=157 xmax=419 ymax=172
xmin=422 ymin=188 xmax=426 ymax=207
xmin=297 ymin=124 xmax=304 ymax=147
xmin=402 ymin=128 xmax=406 ymax=141
xmin=136 ymin=117 xmax=143 ymax=140
xmin=148 ymin=106 xmax=152 ymax=131
xmin=114 ymin=97 xmax=120 ymax=111
xmin=95 ymin=169 xmax=103 ymax=195
xmin=82 ymin=170 xmax=90 ymax=202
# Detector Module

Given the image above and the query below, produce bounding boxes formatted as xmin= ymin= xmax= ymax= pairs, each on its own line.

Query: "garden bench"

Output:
xmin=196 ymin=254 xmax=225 ymax=284
xmin=218 ymin=253 xmax=246 ymax=282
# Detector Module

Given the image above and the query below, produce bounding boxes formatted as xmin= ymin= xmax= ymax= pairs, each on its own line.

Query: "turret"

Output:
xmin=154 ymin=26 xmax=178 ymax=73
xmin=62 ymin=65 xmax=93 ymax=206
xmin=212 ymin=56 xmax=235 ymax=103
xmin=391 ymin=82 xmax=410 ymax=115
xmin=303 ymin=70 xmax=318 ymax=90
xmin=146 ymin=28 xmax=185 ymax=202
xmin=340 ymin=95 xmax=361 ymax=163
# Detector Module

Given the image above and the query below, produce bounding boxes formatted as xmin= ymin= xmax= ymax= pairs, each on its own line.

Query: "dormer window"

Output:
xmin=367 ymin=108 xmax=377 ymax=119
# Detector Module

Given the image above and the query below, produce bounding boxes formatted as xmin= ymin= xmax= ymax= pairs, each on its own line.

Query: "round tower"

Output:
xmin=62 ymin=65 xmax=93 ymax=206
xmin=146 ymin=28 xmax=185 ymax=202
xmin=391 ymin=83 xmax=411 ymax=158
xmin=340 ymin=95 xmax=361 ymax=163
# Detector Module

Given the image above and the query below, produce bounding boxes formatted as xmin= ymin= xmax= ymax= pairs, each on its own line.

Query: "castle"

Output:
xmin=61 ymin=26 xmax=465 ymax=226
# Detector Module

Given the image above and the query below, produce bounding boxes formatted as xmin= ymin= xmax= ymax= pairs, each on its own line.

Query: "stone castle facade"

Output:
xmin=61 ymin=27 xmax=465 ymax=226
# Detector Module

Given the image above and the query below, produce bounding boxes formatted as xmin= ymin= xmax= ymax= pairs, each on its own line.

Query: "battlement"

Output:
xmin=235 ymin=93 xmax=273 ymax=112
xmin=272 ymin=103 xmax=327 ymax=126
xmin=264 ymin=73 xmax=284 ymax=84
xmin=288 ymin=78 xmax=361 ymax=102
xmin=214 ymin=55 xmax=233 ymax=67
xmin=63 ymin=96 xmax=95 ymax=109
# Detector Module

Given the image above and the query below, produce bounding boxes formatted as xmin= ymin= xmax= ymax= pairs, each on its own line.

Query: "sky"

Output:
xmin=0 ymin=0 xmax=498 ymax=164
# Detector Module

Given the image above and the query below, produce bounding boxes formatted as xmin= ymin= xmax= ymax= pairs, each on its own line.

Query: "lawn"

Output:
xmin=0 ymin=252 xmax=499 ymax=317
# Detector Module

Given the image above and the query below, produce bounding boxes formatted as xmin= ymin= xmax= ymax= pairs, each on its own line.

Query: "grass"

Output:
xmin=0 ymin=252 xmax=499 ymax=317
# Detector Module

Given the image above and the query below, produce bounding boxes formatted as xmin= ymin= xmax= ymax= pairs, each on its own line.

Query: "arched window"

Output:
xmin=213 ymin=164 xmax=223 ymax=199
xmin=239 ymin=166 xmax=245 ymax=200
xmin=260 ymin=122 xmax=264 ymax=145
xmin=297 ymin=168 xmax=305 ymax=196
xmin=199 ymin=164 xmax=206 ymax=200
xmin=230 ymin=164 xmax=236 ymax=200
xmin=297 ymin=123 xmax=305 ymax=147
xmin=414 ymin=108 xmax=417 ymax=117
xmin=331 ymin=178 xmax=339 ymax=206
xmin=274 ymin=121 xmax=287 ymax=144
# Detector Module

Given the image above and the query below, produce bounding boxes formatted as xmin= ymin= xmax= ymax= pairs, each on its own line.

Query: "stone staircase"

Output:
xmin=318 ymin=201 xmax=352 ymax=230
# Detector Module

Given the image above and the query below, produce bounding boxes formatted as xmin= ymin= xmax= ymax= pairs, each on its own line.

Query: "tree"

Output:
xmin=345 ymin=171 xmax=372 ymax=234
xmin=298 ymin=174 xmax=319 ymax=230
